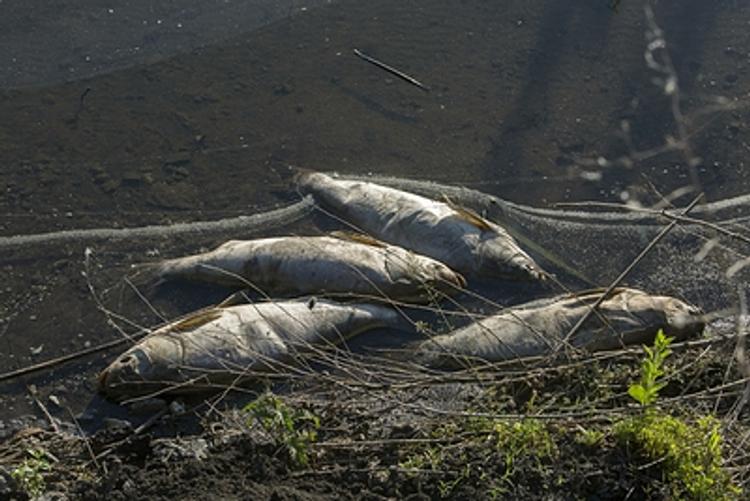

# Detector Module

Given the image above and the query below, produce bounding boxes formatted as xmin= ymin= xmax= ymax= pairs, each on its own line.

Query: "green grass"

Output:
xmin=244 ymin=393 xmax=320 ymax=468
xmin=615 ymin=413 xmax=739 ymax=500
xmin=614 ymin=330 xmax=741 ymax=500
xmin=11 ymin=449 xmax=51 ymax=498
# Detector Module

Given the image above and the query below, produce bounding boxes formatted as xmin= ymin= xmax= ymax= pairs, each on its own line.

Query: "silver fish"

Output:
xmin=100 ymin=299 xmax=399 ymax=399
xmin=145 ymin=234 xmax=465 ymax=303
xmin=296 ymin=171 xmax=545 ymax=281
xmin=416 ymin=288 xmax=704 ymax=368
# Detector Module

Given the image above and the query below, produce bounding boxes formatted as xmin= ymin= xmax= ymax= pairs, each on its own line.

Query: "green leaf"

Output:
xmin=628 ymin=385 xmax=649 ymax=405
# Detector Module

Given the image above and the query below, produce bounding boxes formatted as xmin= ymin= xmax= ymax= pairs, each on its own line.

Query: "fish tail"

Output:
xmin=289 ymin=165 xmax=319 ymax=189
xmin=127 ymin=261 xmax=169 ymax=295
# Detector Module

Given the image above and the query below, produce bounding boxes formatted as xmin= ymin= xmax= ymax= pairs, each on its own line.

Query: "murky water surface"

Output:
xmin=1 ymin=0 xmax=749 ymax=429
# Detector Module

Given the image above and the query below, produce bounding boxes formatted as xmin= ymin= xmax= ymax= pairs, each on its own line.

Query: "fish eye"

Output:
xmin=118 ymin=355 xmax=135 ymax=365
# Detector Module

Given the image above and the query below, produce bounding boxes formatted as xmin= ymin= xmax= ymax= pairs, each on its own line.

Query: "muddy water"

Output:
xmin=1 ymin=0 xmax=749 ymax=429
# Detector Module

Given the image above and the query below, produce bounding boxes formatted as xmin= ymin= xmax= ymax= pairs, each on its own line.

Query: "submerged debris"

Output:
xmin=416 ymin=287 xmax=705 ymax=368
xmin=296 ymin=171 xmax=546 ymax=281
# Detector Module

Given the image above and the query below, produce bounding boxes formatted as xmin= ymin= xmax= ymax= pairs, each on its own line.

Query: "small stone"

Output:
xmin=169 ymin=400 xmax=186 ymax=414
xmin=273 ymin=83 xmax=294 ymax=96
xmin=122 ymin=479 xmax=137 ymax=497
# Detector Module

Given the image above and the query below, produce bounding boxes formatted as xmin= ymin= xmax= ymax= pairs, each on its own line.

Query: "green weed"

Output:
xmin=615 ymin=330 xmax=741 ymax=500
xmin=615 ymin=414 xmax=740 ymax=500
xmin=11 ymin=448 xmax=51 ymax=498
xmin=491 ymin=419 xmax=556 ymax=476
xmin=627 ymin=329 xmax=672 ymax=406
xmin=399 ymin=446 xmax=444 ymax=473
xmin=574 ymin=426 xmax=605 ymax=448
xmin=244 ymin=393 xmax=320 ymax=468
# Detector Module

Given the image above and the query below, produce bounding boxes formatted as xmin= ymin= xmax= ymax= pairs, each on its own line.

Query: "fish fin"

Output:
xmin=126 ymin=262 xmax=167 ymax=295
xmin=170 ymin=309 xmax=223 ymax=332
xmin=566 ymin=287 xmax=630 ymax=304
xmin=290 ymin=165 xmax=318 ymax=186
xmin=441 ymin=195 xmax=494 ymax=231
xmin=216 ymin=290 xmax=251 ymax=308
xmin=330 ymin=230 xmax=388 ymax=248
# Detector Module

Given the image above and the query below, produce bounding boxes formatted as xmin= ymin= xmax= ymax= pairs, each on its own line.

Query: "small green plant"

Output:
xmin=627 ymin=329 xmax=673 ymax=406
xmin=11 ymin=448 xmax=51 ymax=498
xmin=492 ymin=419 xmax=556 ymax=475
xmin=615 ymin=414 xmax=740 ymax=500
xmin=400 ymin=447 xmax=471 ymax=499
xmin=399 ymin=446 xmax=444 ymax=474
xmin=244 ymin=393 xmax=320 ymax=468
xmin=615 ymin=330 xmax=741 ymax=499
xmin=575 ymin=426 xmax=605 ymax=447
xmin=437 ymin=464 xmax=471 ymax=498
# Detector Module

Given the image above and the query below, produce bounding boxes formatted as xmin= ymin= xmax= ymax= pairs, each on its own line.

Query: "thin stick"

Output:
xmin=28 ymin=385 xmax=60 ymax=434
xmin=0 ymin=334 xmax=147 ymax=383
xmin=93 ymin=406 xmax=169 ymax=462
xmin=560 ymin=193 xmax=703 ymax=346
xmin=554 ymin=200 xmax=750 ymax=247
xmin=353 ymin=49 xmax=430 ymax=92
xmin=66 ymin=406 xmax=103 ymax=473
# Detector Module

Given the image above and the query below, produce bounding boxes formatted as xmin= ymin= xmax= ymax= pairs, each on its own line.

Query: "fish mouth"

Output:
xmin=666 ymin=303 xmax=705 ymax=337
xmin=524 ymin=264 xmax=548 ymax=282
xmin=292 ymin=167 xmax=324 ymax=192
xmin=434 ymin=265 xmax=467 ymax=290
xmin=420 ymin=265 xmax=466 ymax=297
xmin=99 ymin=350 xmax=153 ymax=399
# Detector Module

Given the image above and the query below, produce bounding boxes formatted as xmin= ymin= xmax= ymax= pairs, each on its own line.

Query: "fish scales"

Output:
xmin=99 ymin=299 xmax=399 ymax=399
xmin=416 ymin=288 xmax=704 ymax=368
xmin=150 ymin=235 xmax=465 ymax=302
xmin=296 ymin=171 xmax=545 ymax=281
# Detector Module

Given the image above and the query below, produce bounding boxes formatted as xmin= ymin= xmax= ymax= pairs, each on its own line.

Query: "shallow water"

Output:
xmin=1 ymin=0 xmax=749 ymax=429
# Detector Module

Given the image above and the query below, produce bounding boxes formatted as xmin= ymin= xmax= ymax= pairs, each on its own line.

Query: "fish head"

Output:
xmin=600 ymin=288 xmax=705 ymax=343
xmin=294 ymin=170 xmax=332 ymax=195
xmin=98 ymin=336 xmax=183 ymax=400
xmin=386 ymin=252 xmax=466 ymax=302
xmin=624 ymin=289 xmax=705 ymax=339
xmin=416 ymin=259 xmax=467 ymax=295
xmin=476 ymin=235 xmax=546 ymax=281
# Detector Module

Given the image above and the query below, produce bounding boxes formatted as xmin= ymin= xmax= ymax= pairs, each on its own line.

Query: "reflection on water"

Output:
xmin=0 ymin=0 xmax=333 ymax=89
xmin=0 ymin=0 xmax=749 ymax=425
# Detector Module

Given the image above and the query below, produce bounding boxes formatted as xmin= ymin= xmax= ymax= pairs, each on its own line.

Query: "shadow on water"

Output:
xmin=482 ymin=0 xmax=616 ymax=179
xmin=656 ymin=0 xmax=726 ymax=92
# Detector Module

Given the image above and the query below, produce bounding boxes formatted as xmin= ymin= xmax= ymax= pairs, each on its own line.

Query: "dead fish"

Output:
xmin=143 ymin=234 xmax=465 ymax=303
xmin=415 ymin=287 xmax=704 ymax=368
xmin=296 ymin=171 xmax=545 ymax=281
xmin=99 ymin=299 xmax=399 ymax=399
